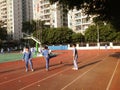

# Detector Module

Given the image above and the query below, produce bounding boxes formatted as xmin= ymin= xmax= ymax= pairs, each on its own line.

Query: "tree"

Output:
xmin=85 ymin=23 xmax=117 ymax=42
xmin=72 ymin=33 xmax=85 ymax=43
xmin=85 ymin=25 xmax=97 ymax=42
xmin=35 ymin=27 xmax=73 ymax=45
xmin=22 ymin=20 xmax=36 ymax=34
xmin=0 ymin=21 xmax=7 ymax=40
xmin=49 ymin=0 xmax=120 ymax=30
xmin=115 ymin=32 xmax=120 ymax=42
xmin=0 ymin=28 xmax=7 ymax=40
xmin=47 ymin=27 xmax=73 ymax=44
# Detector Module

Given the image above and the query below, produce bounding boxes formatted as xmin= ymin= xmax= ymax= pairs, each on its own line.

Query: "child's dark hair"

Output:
xmin=44 ymin=45 xmax=48 ymax=49
xmin=73 ymin=44 xmax=76 ymax=47
xmin=25 ymin=46 xmax=29 ymax=49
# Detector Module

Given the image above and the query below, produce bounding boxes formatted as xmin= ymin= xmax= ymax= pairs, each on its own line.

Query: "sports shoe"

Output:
xmin=31 ymin=69 xmax=34 ymax=72
xmin=26 ymin=69 xmax=28 ymax=72
xmin=72 ymin=67 xmax=75 ymax=70
xmin=75 ymin=68 xmax=78 ymax=70
xmin=72 ymin=68 xmax=78 ymax=70
xmin=46 ymin=69 xmax=49 ymax=71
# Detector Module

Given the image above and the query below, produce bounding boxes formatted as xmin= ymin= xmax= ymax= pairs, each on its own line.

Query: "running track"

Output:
xmin=0 ymin=49 xmax=120 ymax=90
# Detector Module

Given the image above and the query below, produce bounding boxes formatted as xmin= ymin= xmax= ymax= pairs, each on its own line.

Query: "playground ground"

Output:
xmin=0 ymin=49 xmax=120 ymax=90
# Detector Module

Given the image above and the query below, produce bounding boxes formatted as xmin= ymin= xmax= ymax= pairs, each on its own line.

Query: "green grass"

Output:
xmin=0 ymin=52 xmax=56 ymax=63
xmin=0 ymin=53 xmax=23 ymax=63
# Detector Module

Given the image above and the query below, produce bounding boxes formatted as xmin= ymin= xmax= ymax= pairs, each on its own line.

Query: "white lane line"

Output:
xmin=0 ymin=51 xmax=109 ymax=87
xmin=19 ymin=67 xmax=70 ymax=90
xmin=0 ymin=52 xmax=90 ymax=85
xmin=19 ymin=53 xmax=102 ymax=90
xmin=0 ymin=63 xmax=64 ymax=85
xmin=106 ymin=58 xmax=120 ymax=90
xmin=61 ymin=52 xmax=114 ymax=90
xmin=0 ymin=70 xmax=43 ymax=85
xmin=61 ymin=58 xmax=104 ymax=90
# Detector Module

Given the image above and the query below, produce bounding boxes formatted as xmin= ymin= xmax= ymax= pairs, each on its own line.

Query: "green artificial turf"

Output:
xmin=0 ymin=53 xmax=23 ymax=63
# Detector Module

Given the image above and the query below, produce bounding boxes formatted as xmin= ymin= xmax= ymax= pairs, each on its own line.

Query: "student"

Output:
xmin=7 ymin=47 xmax=10 ymax=53
xmin=22 ymin=46 xmax=34 ymax=72
xmin=105 ymin=44 xmax=108 ymax=49
xmin=72 ymin=44 xmax=78 ymax=70
xmin=0 ymin=48 xmax=4 ymax=54
xmin=42 ymin=46 xmax=50 ymax=71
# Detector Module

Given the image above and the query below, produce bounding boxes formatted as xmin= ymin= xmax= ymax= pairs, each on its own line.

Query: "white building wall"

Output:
xmin=0 ymin=0 xmax=22 ymax=40
xmin=0 ymin=0 xmax=7 ymax=28
xmin=33 ymin=0 xmax=41 ymax=20
xmin=7 ymin=0 xmax=14 ymax=39
xmin=0 ymin=0 xmax=34 ymax=40
xmin=33 ymin=0 xmax=68 ymax=28
xmin=68 ymin=9 xmax=93 ymax=34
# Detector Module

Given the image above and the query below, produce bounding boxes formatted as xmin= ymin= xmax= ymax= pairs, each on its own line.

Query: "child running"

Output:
xmin=22 ymin=46 xmax=34 ymax=72
xmin=72 ymin=44 xmax=78 ymax=70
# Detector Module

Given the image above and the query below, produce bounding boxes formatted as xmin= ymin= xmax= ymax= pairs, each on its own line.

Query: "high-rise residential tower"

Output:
xmin=68 ymin=9 xmax=93 ymax=34
xmin=0 ymin=0 xmax=34 ymax=40
xmin=33 ymin=0 xmax=68 ymax=28
xmin=0 ymin=0 xmax=7 ymax=28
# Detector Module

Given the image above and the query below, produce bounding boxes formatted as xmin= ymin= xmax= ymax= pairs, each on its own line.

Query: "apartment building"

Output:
xmin=8 ymin=0 xmax=23 ymax=40
xmin=68 ymin=9 xmax=93 ymax=34
xmin=0 ymin=0 xmax=7 ymax=28
xmin=0 ymin=0 xmax=22 ymax=40
xmin=33 ymin=0 xmax=68 ymax=28
xmin=22 ymin=0 xmax=33 ymax=22
xmin=0 ymin=0 xmax=33 ymax=40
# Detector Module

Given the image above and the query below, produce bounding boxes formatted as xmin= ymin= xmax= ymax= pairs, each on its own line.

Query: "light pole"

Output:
xmin=97 ymin=24 xmax=99 ymax=43
xmin=97 ymin=24 xmax=100 ymax=49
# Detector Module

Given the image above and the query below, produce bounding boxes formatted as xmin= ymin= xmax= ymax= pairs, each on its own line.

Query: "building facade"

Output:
xmin=33 ymin=0 xmax=68 ymax=28
xmin=0 ymin=0 xmax=93 ymax=40
xmin=0 ymin=0 xmax=33 ymax=40
xmin=22 ymin=0 xmax=33 ymax=22
xmin=68 ymin=9 xmax=93 ymax=34
xmin=0 ymin=0 xmax=7 ymax=28
xmin=7 ymin=0 xmax=23 ymax=40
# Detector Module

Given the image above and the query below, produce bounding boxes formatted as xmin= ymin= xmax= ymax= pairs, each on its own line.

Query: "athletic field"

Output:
xmin=0 ymin=53 xmax=22 ymax=63
xmin=0 ymin=49 xmax=120 ymax=90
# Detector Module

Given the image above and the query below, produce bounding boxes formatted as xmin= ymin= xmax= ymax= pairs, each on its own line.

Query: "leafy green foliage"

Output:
xmin=42 ymin=27 xmax=73 ymax=44
xmin=0 ymin=21 xmax=7 ymax=40
xmin=115 ymin=32 xmax=120 ymax=42
xmin=0 ymin=27 xmax=7 ymax=40
xmin=22 ymin=20 xmax=45 ymax=34
xmin=33 ymin=27 xmax=79 ymax=45
xmin=22 ymin=20 xmax=35 ymax=34
xmin=72 ymin=33 xmax=85 ymax=43
xmin=85 ymin=22 xmax=119 ymax=42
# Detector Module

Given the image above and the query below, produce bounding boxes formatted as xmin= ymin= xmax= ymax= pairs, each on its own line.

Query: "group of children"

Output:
xmin=22 ymin=44 xmax=78 ymax=72
xmin=0 ymin=47 xmax=11 ymax=54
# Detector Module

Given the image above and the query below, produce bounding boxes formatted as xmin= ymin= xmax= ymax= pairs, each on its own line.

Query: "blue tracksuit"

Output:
xmin=23 ymin=51 xmax=33 ymax=70
xmin=42 ymin=49 xmax=50 ymax=70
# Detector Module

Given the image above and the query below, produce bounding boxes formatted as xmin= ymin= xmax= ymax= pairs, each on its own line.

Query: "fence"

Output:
xmin=48 ymin=42 xmax=120 ymax=50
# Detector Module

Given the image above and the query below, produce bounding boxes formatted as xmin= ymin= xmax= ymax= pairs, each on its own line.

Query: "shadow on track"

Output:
xmin=109 ymin=52 xmax=120 ymax=59
xmin=79 ymin=60 xmax=102 ymax=69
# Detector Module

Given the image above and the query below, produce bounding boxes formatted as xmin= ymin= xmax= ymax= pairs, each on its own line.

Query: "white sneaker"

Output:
xmin=72 ymin=68 xmax=78 ymax=70
xmin=72 ymin=67 xmax=75 ymax=70
xmin=75 ymin=68 xmax=78 ymax=70
xmin=31 ymin=69 xmax=34 ymax=72
xmin=46 ymin=69 xmax=49 ymax=71
xmin=26 ymin=69 xmax=28 ymax=72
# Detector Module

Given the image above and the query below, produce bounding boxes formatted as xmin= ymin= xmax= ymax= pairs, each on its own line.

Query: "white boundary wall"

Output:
xmin=68 ymin=42 xmax=120 ymax=50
